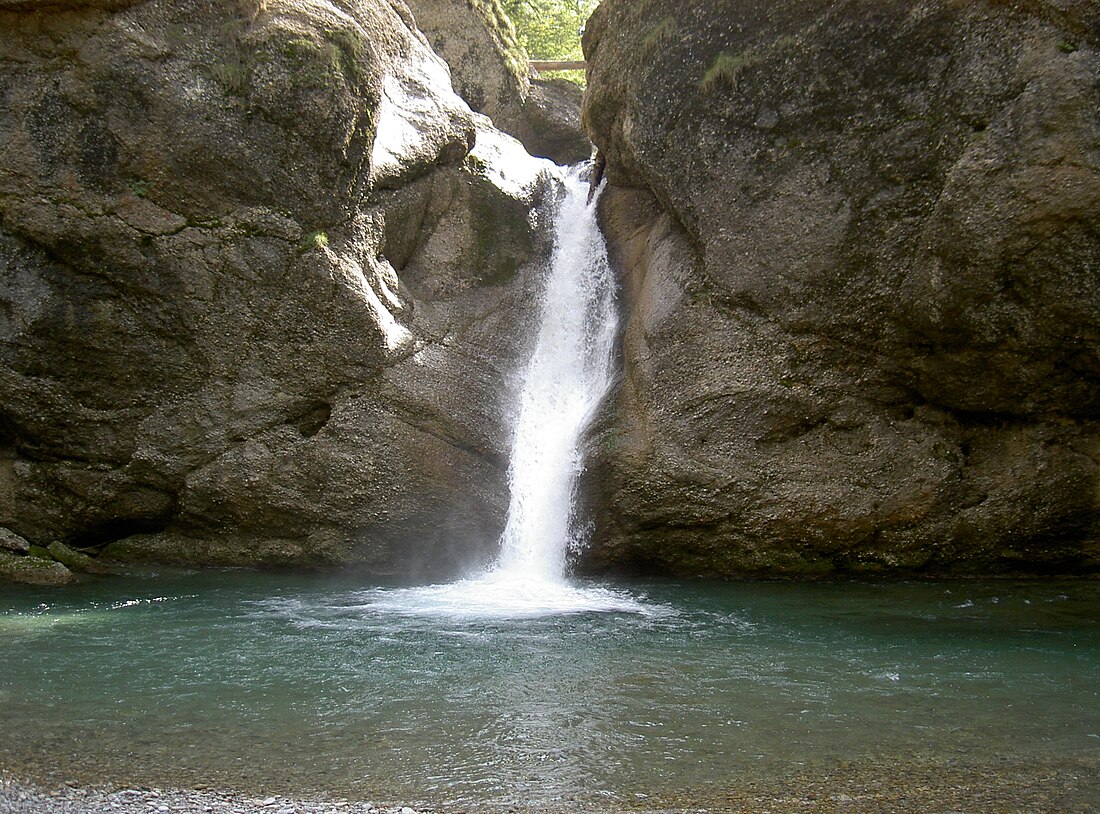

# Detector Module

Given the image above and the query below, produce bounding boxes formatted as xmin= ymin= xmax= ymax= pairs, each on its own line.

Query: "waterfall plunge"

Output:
xmin=363 ymin=163 xmax=648 ymax=619
xmin=496 ymin=165 xmax=617 ymax=582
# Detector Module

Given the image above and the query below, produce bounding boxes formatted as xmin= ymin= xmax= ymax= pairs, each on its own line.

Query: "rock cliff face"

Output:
xmin=404 ymin=0 xmax=591 ymax=164
xmin=581 ymin=0 xmax=1100 ymax=576
xmin=0 ymin=0 xmax=559 ymax=575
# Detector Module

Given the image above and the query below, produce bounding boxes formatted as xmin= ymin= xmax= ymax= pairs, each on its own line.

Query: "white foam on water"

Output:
xmin=357 ymin=572 xmax=652 ymax=620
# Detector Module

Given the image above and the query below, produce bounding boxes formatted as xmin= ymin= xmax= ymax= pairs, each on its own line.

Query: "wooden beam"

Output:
xmin=529 ymin=60 xmax=587 ymax=72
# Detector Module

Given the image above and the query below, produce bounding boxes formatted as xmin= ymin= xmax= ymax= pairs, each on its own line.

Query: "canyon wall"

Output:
xmin=0 ymin=0 xmax=559 ymax=576
xmin=5 ymin=0 xmax=1099 ymax=582
xmin=404 ymin=0 xmax=592 ymax=164
xmin=581 ymin=0 xmax=1100 ymax=576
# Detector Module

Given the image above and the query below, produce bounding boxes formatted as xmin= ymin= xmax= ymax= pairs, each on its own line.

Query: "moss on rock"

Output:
xmin=47 ymin=541 xmax=115 ymax=574
xmin=0 ymin=550 xmax=78 ymax=586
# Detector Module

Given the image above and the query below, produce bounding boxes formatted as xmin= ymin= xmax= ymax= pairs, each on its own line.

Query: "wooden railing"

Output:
xmin=529 ymin=60 xmax=587 ymax=72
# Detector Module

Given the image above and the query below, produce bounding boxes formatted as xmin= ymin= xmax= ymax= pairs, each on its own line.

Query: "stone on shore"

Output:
xmin=46 ymin=541 xmax=114 ymax=574
xmin=0 ymin=526 xmax=30 ymax=553
xmin=0 ymin=549 xmax=78 ymax=585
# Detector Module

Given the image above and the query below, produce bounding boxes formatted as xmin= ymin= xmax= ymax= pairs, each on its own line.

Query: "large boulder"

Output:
xmin=580 ymin=0 xmax=1100 ymax=577
xmin=0 ymin=0 xmax=559 ymax=576
xmin=523 ymin=77 xmax=590 ymax=166
xmin=405 ymin=0 xmax=591 ymax=164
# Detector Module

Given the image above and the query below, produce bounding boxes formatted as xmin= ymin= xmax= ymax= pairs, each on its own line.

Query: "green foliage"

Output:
xmin=700 ymin=50 xmax=757 ymax=91
xmin=538 ymin=69 xmax=585 ymax=85
xmin=210 ymin=14 xmax=252 ymax=95
xmin=128 ymin=179 xmax=154 ymax=199
xmin=500 ymin=0 xmax=599 ymax=63
xmin=297 ymin=230 xmax=329 ymax=254
xmin=1059 ymin=40 xmax=1078 ymax=53
xmin=697 ymin=36 xmax=795 ymax=94
xmin=209 ymin=56 xmax=249 ymax=95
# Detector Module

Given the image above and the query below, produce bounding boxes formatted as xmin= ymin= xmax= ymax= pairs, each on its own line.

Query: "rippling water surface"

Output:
xmin=1 ymin=572 xmax=1098 ymax=808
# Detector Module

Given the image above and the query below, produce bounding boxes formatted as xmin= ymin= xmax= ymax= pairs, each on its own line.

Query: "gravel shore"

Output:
xmin=0 ymin=776 xmax=400 ymax=814
xmin=4 ymin=761 xmax=1099 ymax=814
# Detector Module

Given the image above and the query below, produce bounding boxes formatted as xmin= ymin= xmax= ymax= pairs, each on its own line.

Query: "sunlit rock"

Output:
xmin=404 ymin=0 xmax=592 ymax=164
xmin=0 ymin=0 xmax=557 ymax=574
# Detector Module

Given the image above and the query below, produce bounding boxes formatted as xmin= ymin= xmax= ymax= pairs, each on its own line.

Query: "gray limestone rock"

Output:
xmin=0 ymin=549 xmax=78 ymax=586
xmin=580 ymin=0 xmax=1100 ymax=577
xmin=47 ymin=541 xmax=114 ymax=574
xmin=405 ymin=0 xmax=591 ymax=164
xmin=0 ymin=527 xmax=30 ymax=553
xmin=0 ymin=0 xmax=557 ymax=575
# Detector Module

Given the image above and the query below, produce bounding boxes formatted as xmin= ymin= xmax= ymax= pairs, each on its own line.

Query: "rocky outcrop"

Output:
xmin=404 ymin=0 xmax=591 ymax=164
xmin=0 ymin=527 xmax=77 ymax=585
xmin=47 ymin=540 xmax=114 ymax=574
xmin=0 ymin=0 xmax=560 ymax=576
xmin=0 ymin=526 xmax=29 ymax=554
xmin=580 ymin=0 xmax=1100 ymax=576
xmin=522 ymin=77 xmax=590 ymax=166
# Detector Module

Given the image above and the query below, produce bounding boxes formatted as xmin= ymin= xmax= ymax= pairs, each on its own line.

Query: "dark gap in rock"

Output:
xmin=290 ymin=400 xmax=332 ymax=438
xmin=0 ymin=407 xmax=21 ymax=447
xmin=943 ymin=407 xmax=1023 ymax=429
xmin=68 ymin=514 xmax=173 ymax=551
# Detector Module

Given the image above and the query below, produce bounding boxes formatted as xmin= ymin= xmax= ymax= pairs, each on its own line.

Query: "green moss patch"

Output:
xmin=0 ymin=550 xmax=78 ymax=586
xmin=700 ymin=50 xmax=758 ymax=91
xmin=643 ymin=17 xmax=678 ymax=52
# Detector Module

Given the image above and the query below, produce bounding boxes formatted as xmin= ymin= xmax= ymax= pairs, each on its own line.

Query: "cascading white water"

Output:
xmin=495 ymin=165 xmax=618 ymax=582
xmin=363 ymin=163 xmax=649 ymax=618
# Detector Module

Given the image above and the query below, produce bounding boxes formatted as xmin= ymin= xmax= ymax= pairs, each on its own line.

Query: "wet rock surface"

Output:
xmin=0 ymin=548 xmax=77 ymax=585
xmin=580 ymin=0 xmax=1100 ymax=577
xmin=0 ymin=0 xmax=557 ymax=575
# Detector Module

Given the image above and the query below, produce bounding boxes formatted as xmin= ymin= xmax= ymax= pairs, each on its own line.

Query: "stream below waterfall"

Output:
xmin=2 ymin=572 xmax=1099 ymax=809
xmin=2 ymin=149 xmax=1098 ymax=814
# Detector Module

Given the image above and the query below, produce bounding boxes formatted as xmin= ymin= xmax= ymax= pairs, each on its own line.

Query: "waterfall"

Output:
xmin=495 ymin=165 xmax=618 ymax=583
xmin=363 ymin=162 xmax=646 ymax=618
